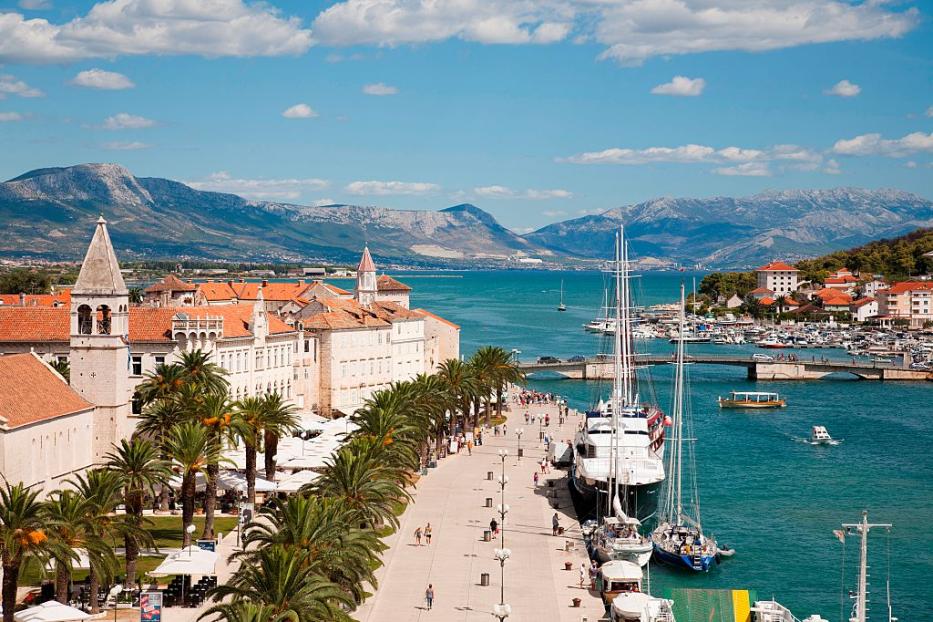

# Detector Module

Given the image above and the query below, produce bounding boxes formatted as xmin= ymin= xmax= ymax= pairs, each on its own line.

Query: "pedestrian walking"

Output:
xmin=533 ymin=471 xmax=539 ymax=486
xmin=490 ymin=517 xmax=498 ymax=535
xmin=552 ymin=512 xmax=560 ymax=536
xmin=467 ymin=440 xmax=473 ymax=455
xmin=424 ymin=523 xmax=433 ymax=545
xmin=540 ymin=459 xmax=546 ymax=474
xmin=579 ymin=562 xmax=586 ymax=588
xmin=414 ymin=526 xmax=423 ymax=546
xmin=425 ymin=584 xmax=434 ymax=610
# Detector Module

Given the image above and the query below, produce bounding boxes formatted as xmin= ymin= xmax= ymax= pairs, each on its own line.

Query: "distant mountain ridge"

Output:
xmin=1 ymin=163 xmax=931 ymax=267
xmin=525 ymin=187 xmax=933 ymax=267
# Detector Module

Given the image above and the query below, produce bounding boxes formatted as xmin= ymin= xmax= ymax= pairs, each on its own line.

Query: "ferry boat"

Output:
xmin=718 ymin=391 xmax=786 ymax=409
xmin=571 ymin=226 xmax=667 ymax=523
xmin=651 ymin=284 xmax=720 ymax=573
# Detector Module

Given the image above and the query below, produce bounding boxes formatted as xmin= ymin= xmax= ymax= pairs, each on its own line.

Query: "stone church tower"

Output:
xmin=69 ymin=217 xmax=131 ymax=461
xmin=355 ymin=246 xmax=378 ymax=307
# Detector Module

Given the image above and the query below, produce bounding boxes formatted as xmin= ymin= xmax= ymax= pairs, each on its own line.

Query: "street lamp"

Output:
xmin=494 ymin=448 xmax=511 ymax=621
xmin=108 ymin=584 xmax=123 ymax=622
xmin=516 ymin=428 xmax=524 ymax=459
xmin=510 ymin=349 xmax=521 ymax=364
xmin=185 ymin=523 xmax=196 ymax=556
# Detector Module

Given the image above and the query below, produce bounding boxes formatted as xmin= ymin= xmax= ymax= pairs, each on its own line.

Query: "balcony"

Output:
xmin=172 ymin=313 xmax=224 ymax=337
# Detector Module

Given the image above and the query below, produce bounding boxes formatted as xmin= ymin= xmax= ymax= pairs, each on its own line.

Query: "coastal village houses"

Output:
xmin=0 ymin=220 xmax=460 ymax=495
xmin=755 ymin=261 xmax=799 ymax=295
xmin=877 ymin=281 xmax=933 ymax=328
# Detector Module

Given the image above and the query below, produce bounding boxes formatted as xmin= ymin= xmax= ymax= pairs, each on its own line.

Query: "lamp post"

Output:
xmin=494 ymin=448 xmax=511 ymax=621
xmin=108 ymin=585 xmax=123 ymax=622
xmin=516 ymin=428 xmax=524 ymax=459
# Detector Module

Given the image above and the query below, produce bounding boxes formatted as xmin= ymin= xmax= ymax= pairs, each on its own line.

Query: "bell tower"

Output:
xmin=70 ymin=216 xmax=131 ymax=461
xmin=355 ymin=246 xmax=378 ymax=307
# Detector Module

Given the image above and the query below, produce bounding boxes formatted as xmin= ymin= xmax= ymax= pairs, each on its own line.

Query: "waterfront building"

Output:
xmin=0 ymin=353 xmax=95 ymax=498
xmin=877 ymin=281 xmax=933 ymax=328
xmin=412 ymin=308 xmax=461 ymax=371
xmin=823 ymin=268 xmax=858 ymax=293
xmin=725 ymin=294 xmax=744 ymax=309
xmin=143 ymin=274 xmax=197 ymax=306
xmin=849 ymin=298 xmax=878 ymax=323
xmin=756 ymin=261 xmax=799 ymax=295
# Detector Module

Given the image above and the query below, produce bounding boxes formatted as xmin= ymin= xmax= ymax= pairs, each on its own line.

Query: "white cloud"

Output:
xmin=70 ymin=68 xmax=134 ymax=89
xmin=102 ymin=140 xmax=148 ymax=150
xmin=311 ymin=1 xmax=916 ymax=65
xmin=282 ymin=103 xmax=317 ymax=118
xmin=926 ymin=106 xmax=933 ymax=118
xmin=308 ymin=198 xmax=336 ymax=207
xmin=833 ymin=132 xmax=933 ymax=157
xmin=823 ymin=159 xmax=842 ymax=175
xmin=542 ymin=209 xmax=567 ymax=218
xmin=18 ymin=0 xmax=52 ymax=9
xmin=0 ymin=0 xmax=313 ymax=64
xmin=651 ymin=76 xmax=705 ymax=97
xmin=905 ymin=161 xmax=917 ymax=169
xmin=345 ymin=180 xmax=440 ymax=196
xmin=824 ymin=79 xmax=860 ymax=97
xmin=0 ymin=74 xmax=43 ymax=98
xmin=714 ymin=162 xmax=771 ymax=177
xmin=187 ymin=172 xmax=329 ymax=201
xmin=474 ymin=185 xmax=573 ymax=200
xmin=362 ymin=82 xmax=398 ymax=96
xmin=0 ymin=112 xmax=24 ymax=122
xmin=562 ymin=144 xmax=718 ymax=165
xmin=102 ymin=112 xmax=154 ymax=129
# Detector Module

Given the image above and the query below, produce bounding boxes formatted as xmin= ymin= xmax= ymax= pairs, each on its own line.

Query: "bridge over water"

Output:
xmin=516 ymin=355 xmax=932 ymax=382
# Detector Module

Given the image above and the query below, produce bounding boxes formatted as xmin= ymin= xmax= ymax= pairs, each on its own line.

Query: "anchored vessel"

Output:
xmin=598 ymin=560 xmax=676 ymax=622
xmin=718 ymin=391 xmax=786 ymax=409
xmin=651 ymin=284 xmax=720 ymax=572
xmin=571 ymin=226 xmax=667 ymax=523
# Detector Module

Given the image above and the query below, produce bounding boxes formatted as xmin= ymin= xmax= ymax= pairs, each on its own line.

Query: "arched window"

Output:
xmin=77 ymin=305 xmax=93 ymax=335
xmin=96 ymin=305 xmax=111 ymax=334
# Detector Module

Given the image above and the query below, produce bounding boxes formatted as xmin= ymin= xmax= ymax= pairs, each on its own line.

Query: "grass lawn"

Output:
xmin=146 ymin=515 xmax=238 ymax=548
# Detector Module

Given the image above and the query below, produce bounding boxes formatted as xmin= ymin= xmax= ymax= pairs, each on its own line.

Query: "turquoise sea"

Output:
xmin=353 ymin=270 xmax=933 ymax=622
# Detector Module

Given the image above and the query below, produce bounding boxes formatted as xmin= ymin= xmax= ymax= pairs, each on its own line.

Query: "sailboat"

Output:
xmin=841 ymin=511 xmax=894 ymax=622
xmin=558 ymin=280 xmax=567 ymax=311
xmin=572 ymin=226 xmax=666 ymax=524
xmin=650 ymin=283 xmax=719 ymax=572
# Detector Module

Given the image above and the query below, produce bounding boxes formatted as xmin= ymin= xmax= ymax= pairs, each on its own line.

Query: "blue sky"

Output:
xmin=0 ymin=0 xmax=931 ymax=232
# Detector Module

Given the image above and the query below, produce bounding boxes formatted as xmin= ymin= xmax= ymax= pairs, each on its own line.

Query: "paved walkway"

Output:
xmin=356 ymin=402 xmax=606 ymax=622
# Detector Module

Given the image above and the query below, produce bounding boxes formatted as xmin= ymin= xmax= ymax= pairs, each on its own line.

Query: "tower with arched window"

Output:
xmin=69 ymin=217 xmax=131 ymax=460
xmin=355 ymin=246 xmax=377 ymax=307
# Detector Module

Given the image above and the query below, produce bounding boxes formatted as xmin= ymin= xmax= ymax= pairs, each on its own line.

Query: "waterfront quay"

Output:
xmin=356 ymin=401 xmax=605 ymax=622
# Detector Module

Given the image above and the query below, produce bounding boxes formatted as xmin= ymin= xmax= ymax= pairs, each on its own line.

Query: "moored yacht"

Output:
xmin=600 ymin=560 xmax=676 ymax=622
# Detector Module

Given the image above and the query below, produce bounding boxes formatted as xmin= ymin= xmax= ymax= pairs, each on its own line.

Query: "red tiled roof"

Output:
xmin=377 ymin=275 xmax=411 ymax=292
xmin=756 ymin=261 xmax=798 ymax=272
xmin=850 ymin=297 xmax=876 ymax=308
xmin=144 ymin=274 xmax=197 ymax=293
xmin=196 ymin=280 xmax=323 ymax=302
xmin=412 ymin=308 xmax=460 ymax=329
xmin=824 ymin=276 xmax=857 ymax=285
xmin=0 ymin=289 xmax=71 ymax=308
xmin=815 ymin=288 xmax=852 ymax=303
xmin=759 ymin=297 xmax=776 ymax=306
xmin=357 ymin=247 xmax=376 ymax=273
xmin=749 ymin=287 xmax=773 ymax=295
xmin=885 ymin=281 xmax=933 ymax=294
xmin=0 ymin=354 xmax=93 ymax=429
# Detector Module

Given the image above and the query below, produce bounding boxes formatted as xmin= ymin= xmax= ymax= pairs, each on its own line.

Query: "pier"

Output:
xmin=517 ymin=355 xmax=933 ymax=381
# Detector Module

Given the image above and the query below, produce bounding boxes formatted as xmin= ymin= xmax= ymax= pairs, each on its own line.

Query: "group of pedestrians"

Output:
xmin=413 ymin=522 xmax=433 ymax=546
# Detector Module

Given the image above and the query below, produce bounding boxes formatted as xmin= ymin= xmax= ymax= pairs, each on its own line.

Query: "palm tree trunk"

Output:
xmin=55 ymin=561 xmax=69 ymax=603
xmin=202 ymin=461 xmax=218 ymax=540
xmin=88 ymin=567 xmax=100 ymax=614
xmin=159 ymin=483 xmax=170 ymax=512
xmin=264 ymin=430 xmax=278 ymax=481
xmin=2 ymin=559 xmax=20 ymax=622
xmin=182 ymin=475 xmax=196 ymax=548
xmin=124 ymin=491 xmax=142 ymax=587
xmin=496 ymin=387 xmax=503 ymax=416
xmin=245 ymin=442 xmax=257 ymax=505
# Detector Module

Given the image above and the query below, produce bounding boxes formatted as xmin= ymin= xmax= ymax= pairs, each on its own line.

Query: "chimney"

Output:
xmin=19 ymin=292 xmax=26 ymax=306
xmin=261 ymin=280 xmax=269 ymax=287
xmin=298 ymin=280 xmax=305 ymax=286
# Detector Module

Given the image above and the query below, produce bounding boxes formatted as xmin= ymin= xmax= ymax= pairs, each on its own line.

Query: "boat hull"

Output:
xmin=570 ymin=466 xmax=661 ymax=523
xmin=652 ymin=544 xmax=717 ymax=572
xmin=718 ymin=400 xmax=785 ymax=409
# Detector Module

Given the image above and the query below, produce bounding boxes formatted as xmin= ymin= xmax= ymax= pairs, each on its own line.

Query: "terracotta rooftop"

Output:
xmin=749 ymin=287 xmax=774 ymax=295
xmin=144 ymin=274 xmax=197 ymax=293
xmin=824 ymin=276 xmax=857 ymax=285
xmin=850 ymin=297 xmax=876 ymax=308
xmin=377 ymin=275 xmax=411 ymax=292
xmin=885 ymin=281 xmax=933 ymax=294
xmin=0 ymin=353 xmax=94 ymax=430
xmin=412 ymin=308 xmax=460 ymax=330
xmin=0 ymin=289 xmax=71 ymax=308
xmin=756 ymin=261 xmax=798 ymax=272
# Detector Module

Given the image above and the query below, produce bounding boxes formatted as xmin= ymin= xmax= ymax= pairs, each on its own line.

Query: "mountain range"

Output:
xmin=2 ymin=163 xmax=932 ymax=268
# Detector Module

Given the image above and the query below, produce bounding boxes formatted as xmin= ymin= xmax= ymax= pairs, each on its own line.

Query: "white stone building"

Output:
xmin=756 ymin=261 xmax=799 ymax=295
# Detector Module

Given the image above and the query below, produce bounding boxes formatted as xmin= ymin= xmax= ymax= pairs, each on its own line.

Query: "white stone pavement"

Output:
xmin=355 ymin=403 xmax=606 ymax=622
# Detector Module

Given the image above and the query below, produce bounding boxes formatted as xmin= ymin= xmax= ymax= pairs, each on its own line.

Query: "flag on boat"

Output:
xmin=833 ymin=529 xmax=846 ymax=543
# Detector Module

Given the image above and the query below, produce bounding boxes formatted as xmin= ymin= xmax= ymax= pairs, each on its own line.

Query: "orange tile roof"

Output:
xmin=0 ymin=289 xmax=71 ymax=308
xmin=145 ymin=274 xmax=197 ymax=293
xmin=824 ymin=276 xmax=857 ymax=285
xmin=815 ymin=288 xmax=853 ymax=303
xmin=756 ymin=261 xmax=798 ymax=272
xmin=850 ymin=297 xmax=876 ymax=308
xmin=0 ymin=353 xmax=94 ymax=429
xmin=885 ymin=281 xmax=933 ymax=294
xmin=196 ymin=280 xmax=320 ymax=302
xmin=759 ymin=297 xmax=776 ymax=306
xmin=0 ymin=305 xmax=294 ymax=344
xmin=358 ymin=247 xmax=376 ymax=273
xmin=749 ymin=287 xmax=773 ymax=295
xmin=377 ymin=275 xmax=412 ymax=292
xmin=412 ymin=308 xmax=460 ymax=329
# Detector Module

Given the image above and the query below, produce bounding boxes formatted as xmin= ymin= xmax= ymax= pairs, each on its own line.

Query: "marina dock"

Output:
xmin=356 ymin=401 xmax=606 ymax=622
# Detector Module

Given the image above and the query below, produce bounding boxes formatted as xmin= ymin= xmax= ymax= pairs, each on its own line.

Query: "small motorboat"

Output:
xmin=717 ymin=545 xmax=736 ymax=559
xmin=808 ymin=426 xmax=838 ymax=445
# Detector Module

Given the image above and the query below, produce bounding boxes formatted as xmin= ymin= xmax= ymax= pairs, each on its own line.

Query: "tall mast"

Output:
xmin=842 ymin=511 xmax=892 ymax=622
xmin=674 ymin=282 xmax=686 ymax=522
xmin=609 ymin=228 xmax=623 ymax=516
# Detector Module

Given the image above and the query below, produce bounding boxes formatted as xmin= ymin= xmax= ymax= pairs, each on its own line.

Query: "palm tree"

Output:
xmin=137 ymin=398 xmax=190 ymax=511
xmin=436 ymin=358 xmax=478 ymax=434
xmin=135 ymin=363 xmax=187 ymax=406
xmin=0 ymin=481 xmax=48 ymax=622
xmin=409 ymin=373 xmax=455 ymax=455
xmin=104 ymin=438 xmax=170 ymax=586
xmin=44 ymin=490 xmax=113 ymax=604
xmin=177 ymin=349 xmax=229 ymax=397
xmin=203 ymin=545 xmax=353 ymax=622
xmin=164 ymin=422 xmax=222 ymax=547
xmin=193 ymin=393 xmax=239 ymax=539
xmin=482 ymin=346 xmax=525 ymax=418
xmin=236 ymin=395 xmax=298 ymax=504
xmin=68 ymin=469 xmax=125 ymax=614
xmin=50 ymin=358 xmax=70 ymax=383
xmin=260 ymin=392 xmax=299 ymax=482
xmin=199 ymin=602 xmax=299 ymax=622
xmin=351 ymin=390 xmax=419 ymax=471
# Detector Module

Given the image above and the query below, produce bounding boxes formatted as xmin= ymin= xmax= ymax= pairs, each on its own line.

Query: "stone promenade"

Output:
xmin=355 ymin=402 xmax=606 ymax=622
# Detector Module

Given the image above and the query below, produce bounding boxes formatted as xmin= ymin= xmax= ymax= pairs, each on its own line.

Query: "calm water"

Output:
xmin=348 ymin=270 xmax=933 ymax=622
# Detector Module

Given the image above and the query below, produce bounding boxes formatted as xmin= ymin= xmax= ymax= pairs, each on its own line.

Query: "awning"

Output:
xmin=168 ymin=471 xmax=277 ymax=493
xmin=276 ymin=469 xmax=322 ymax=493
xmin=149 ymin=548 xmax=218 ymax=577
xmin=14 ymin=601 xmax=91 ymax=622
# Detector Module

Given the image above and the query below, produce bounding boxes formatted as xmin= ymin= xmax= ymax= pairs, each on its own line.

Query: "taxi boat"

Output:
xmin=717 ymin=391 xmax=786 ymax=409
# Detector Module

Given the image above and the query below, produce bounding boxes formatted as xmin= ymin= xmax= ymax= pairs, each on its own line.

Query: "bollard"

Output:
xmin=565 ymin=540 xmax=573 ymax=552
xmin=572 ymin=598 xmax=582 ymax=608
xmin=485 ymin=497 xmax=493 ymax=507
xmin=564 ymin=561 xmax=573 ymax=571
xmin=487 ymin=471 xmax=494 ymax=480
xmin=518 ymin=448 xmax=524 ymax=458
xmin=480 ymin=572 xmax=490 ymax=586
xmin=483 ymin=530 xmax=491 ymax=542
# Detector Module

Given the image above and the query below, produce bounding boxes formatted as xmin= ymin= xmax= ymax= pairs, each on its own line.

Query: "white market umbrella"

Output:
xmin=14 ymin=601 xmax=91 ymax=622
xmin=149 ymin=548 xmax=218 ymax=577
xmin=277 ymin=470 xmax=321 ymax=493
xmin=280 ymin=454 xmax=330 ymax=471
xmin=215 ymin=471 xmax=277 ymax=493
